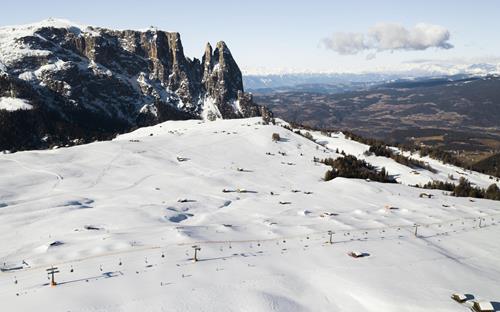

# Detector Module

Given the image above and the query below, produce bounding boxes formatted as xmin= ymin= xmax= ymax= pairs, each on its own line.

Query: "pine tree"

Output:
xmin=485 ymin=183 xmax=500 ymax=200
xmin=324 ymin=170 xmax=335 ymax=181
xmin=272 ymin=133 xmax=280 ymax=142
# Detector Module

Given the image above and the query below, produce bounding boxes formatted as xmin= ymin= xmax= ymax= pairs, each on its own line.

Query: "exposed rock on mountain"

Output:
xmin=0 ymin=19 xmax=270 ymax=151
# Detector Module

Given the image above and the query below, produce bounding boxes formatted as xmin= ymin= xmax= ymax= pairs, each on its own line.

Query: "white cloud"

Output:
xmin=322 ymin=22 xmax=453 ymax=56
xmin=321 ymin=32 xmax=367 ymax=55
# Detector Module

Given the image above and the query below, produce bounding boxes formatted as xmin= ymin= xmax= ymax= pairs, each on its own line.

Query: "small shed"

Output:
xmin=451 ymin=293 xmax=468 ymax=303
xmin=320 ymin=212 xmax=339 ymax=217
xmin=473 ymin=301 xmax=494 ymax=312
xmin=419 ymin=193 xmax=433 ymax=198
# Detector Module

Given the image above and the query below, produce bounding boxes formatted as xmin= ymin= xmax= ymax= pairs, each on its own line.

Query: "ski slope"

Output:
xmin=0 ymin=117 xmax=499 ymax=311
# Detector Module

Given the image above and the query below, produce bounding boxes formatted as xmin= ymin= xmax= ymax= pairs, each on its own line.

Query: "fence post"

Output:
xmin=192 ymin=245 xmax=201 ymax=262
xmin=414 ymin=224 xmax=420 ymax=237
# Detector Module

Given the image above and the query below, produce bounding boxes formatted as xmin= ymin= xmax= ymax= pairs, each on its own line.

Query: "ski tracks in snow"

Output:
xmin=0 ymin=157 xmax=63 ymax=189
xmin=0 ymin=157 xmax=64 ymax=206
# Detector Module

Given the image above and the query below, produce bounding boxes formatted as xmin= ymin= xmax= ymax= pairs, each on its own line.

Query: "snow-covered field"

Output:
xmin=0 ymin=117 xmax=499 ymax=311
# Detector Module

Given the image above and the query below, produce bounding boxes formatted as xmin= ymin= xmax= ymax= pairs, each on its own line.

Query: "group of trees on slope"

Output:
xmin=421 ymin=177 xmax=500 ymax=201
xmin=318 ymin=155 xmax=396 ymax=183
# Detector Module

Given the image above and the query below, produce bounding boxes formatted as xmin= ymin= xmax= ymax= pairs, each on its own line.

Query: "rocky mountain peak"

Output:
xmin=204 ymin=42 xmax=213 ymax=57
xmin=0 ymin=20 xmax=271 ymax=150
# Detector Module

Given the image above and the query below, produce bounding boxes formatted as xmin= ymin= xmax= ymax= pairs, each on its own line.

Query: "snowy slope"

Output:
xmin=0 ymin=118 xmax=499 ymax=311
xmin=308 ymin=130 xmax=499 ymax=189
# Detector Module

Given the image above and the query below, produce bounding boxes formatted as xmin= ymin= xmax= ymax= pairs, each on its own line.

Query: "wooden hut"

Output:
xmin=473 ymin=301 xmax=494 ymax=312
xmin=419 ymin=193 xmax=433 ymax=198
xmin=451 ymin=293 xmax=468 ymax=303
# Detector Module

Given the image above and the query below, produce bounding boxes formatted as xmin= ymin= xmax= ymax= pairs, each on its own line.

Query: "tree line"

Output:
xmin=420 ymin=177 xmax=500 ymax=201
xmin=365 ymin=144 xmax=437 ymax=173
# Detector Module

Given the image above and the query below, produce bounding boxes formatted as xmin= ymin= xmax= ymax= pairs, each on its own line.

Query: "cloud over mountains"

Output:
xmin=322 ymin=23 xmax=453 ymax=56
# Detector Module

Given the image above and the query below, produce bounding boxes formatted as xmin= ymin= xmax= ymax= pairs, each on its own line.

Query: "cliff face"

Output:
xmin=0 ymin=19 xmax=271 ymax=150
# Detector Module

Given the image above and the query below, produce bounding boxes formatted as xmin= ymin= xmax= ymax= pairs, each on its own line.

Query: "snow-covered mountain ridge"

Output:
xmin=0 ymin=18 xmax=270 ymax=151
xmin=1 ymin=117 xmax=499 ymax=311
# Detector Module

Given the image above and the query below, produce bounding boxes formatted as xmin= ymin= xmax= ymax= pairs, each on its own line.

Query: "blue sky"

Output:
xmin=1 ymin=0 xmax=499 ymax=73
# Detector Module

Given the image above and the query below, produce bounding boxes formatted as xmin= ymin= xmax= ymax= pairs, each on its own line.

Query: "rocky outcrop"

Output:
xmin=0 ymin=19 xmax=271 ymax=151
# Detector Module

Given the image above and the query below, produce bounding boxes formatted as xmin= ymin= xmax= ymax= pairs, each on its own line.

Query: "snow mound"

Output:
xmin=0 ymin=97 xmax=33 ymax=111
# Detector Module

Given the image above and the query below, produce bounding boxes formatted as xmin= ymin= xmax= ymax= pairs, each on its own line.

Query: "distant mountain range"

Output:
xmin=0 ymin=19 xmax=269 ymax=151
xmin=243 ymin=64 xmax=500 ymax=91
xmin=244 ymin=74 xmax=480 ymax=94
xmin=243 ymin=73 xmax=400 ymax=92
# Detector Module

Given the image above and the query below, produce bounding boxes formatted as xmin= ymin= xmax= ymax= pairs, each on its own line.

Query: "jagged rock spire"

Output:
xmin=200 ymin=40 xmax=246 ymax=118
